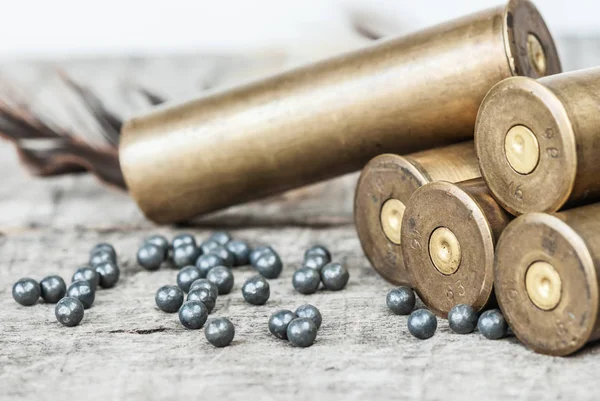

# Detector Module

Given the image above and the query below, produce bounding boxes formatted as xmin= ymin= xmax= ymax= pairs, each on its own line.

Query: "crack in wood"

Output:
xmin=107 ymin=327 xmax=170 ymax=335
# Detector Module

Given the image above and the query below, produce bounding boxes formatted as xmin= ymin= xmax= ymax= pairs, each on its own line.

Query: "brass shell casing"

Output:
xmin=476 ymin=67 xmax=600 ymax=216
xmin=354 ymin=142 xmax=480 ymax=286
xmin=401 ymin=179 xmax=512 ymax=317
xmin=494 ymin=203 xmax=600 ymax=356
xmin=120 ymin=0 xmax=560 ymax=224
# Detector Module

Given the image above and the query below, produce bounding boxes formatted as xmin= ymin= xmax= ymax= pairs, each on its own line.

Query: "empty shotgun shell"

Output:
xmin=476 ymin=67 xmax=600 ymax=216
xmin=354 ymin=141 xmax=480 ymax=285
xmin=401 ymin=179 xmax=512 ymax=317
xmin=494 ymin=203 xmax=600 ymax=356
xmin=119 ymin=0 xmax=560 ymax=224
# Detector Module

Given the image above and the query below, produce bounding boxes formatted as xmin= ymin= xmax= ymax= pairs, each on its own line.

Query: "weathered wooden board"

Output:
xmin=2 ymin=221 xmax=600 ymax=401
xmin=2 ymin=37 xmax=600 ymax=401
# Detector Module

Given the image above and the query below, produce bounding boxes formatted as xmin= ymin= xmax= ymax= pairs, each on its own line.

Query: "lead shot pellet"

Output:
xmin=177 ymin=265 xmax=202 ymax=293
xmin=155 ymin=285 xmax=184 ymax=313
xmin=225 ymin=240 xmax=251 ymax=266
xmin=295 ymin=304 xmax=322 ymax=329
xmin=242 ymin=276 xmax=270 ymax=305
xmin=249 ymin=246 xmax=275 ymax=266
xmin=200 ymin=239 xmax=220 ymax=255
xmin=205 ymin=317 xmax=235 ymax=347
xmin=206 ymin=266 xmax=234 ymax=295
xmin=448 ymin=304 xmax=479 ymax=334
xmin=407 ymin=309 xmax=437 ymax=340
xmin=172 ymin=233 xmax=196 ymax=249
xmin=320 ymin=263 xmax=349 ymax=291
xmin=287 ymin=318 xmax=318 ymax=348
xmin=292 ymin=267 xmax=320 ymax=295
xmin=209 ymin=231 xmax=232 ymax=246
xmin=477 ymin=309 xmax=508 ymax=340
xmin=254 ymin=252 xmax=283 ymax=279
xmin=95 ymin=262 xmax=120 ymax=289
xmin=12 ymin=278 xmax=40 ymax=306
xmin=209 ymin=246 xmax=235 ymax=268
xmin=268 ymin=309 xmax=297 ymax=340
xmin=55 ymin=297 xmax=85 ymax=327
xmin=90 ymin=243 xmax=117 ymax=261
xmin=189 ymin=279 xmax=219 ymax=301
xmin=66 ymin=280 xmax=95 ymax=309
xmin=178 ymin=300 xmax=208 ymax=330
xmin=302 ymin=255 xmax=328 ymax=273
xmin=72 ymin=267 xmax=100 ymax=291
xmin=137 ymin=243 xmax=164 ymax=271
xmin=89 ymin=250 xmax=115 ymax=267
xmin=304 ymin=245 xmax=331 ymax=263
xmin=187 ymin=288 xmax=216 ymax=313
xmin=386 ymin=287 xmax=416 ymax=315
xmin=173 ymin=244 xmax=201 ymax=268
xmin=145 ymin=234 xmax=170 ymax=258
xmin=196 ymin=254 xmax=225 ymax=278
xmin=40 ymin=275 xmax=66 ymax=304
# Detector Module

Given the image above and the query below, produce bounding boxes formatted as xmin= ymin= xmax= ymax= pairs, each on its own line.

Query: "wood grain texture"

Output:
xmin=2 ymin=42 xmax=600 ymax=401
xmin=2 ymin=225 xmax=600 ymax=401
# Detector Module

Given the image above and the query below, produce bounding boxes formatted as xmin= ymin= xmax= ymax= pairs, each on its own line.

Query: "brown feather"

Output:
xmin=0 ymin=77 xmax=126 ymax=189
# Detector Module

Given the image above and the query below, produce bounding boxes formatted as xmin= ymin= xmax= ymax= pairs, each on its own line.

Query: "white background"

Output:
xmin=0 ymin=0 xmax=592 ymax=58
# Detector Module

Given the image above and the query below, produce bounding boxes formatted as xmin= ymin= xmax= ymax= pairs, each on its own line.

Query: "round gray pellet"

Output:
xmin=386 ymin=287 xmax=416 ymax=315
xmin=448 ymin=304 xmax=479 ymax=334
xmin=287 ymin=318 xmax=318 ymax=347
xmin=407 ymin=309 xmax=437 ymax=340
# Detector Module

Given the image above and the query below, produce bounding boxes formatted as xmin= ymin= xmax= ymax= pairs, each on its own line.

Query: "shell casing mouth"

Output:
xmin=527 ymin=33 xmax=547 ymax=77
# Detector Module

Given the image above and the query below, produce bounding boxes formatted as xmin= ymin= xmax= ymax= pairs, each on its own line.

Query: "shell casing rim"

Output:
xmin=494 ymin=213 xmax=598 ymax=356
xmin=475 ymin=76 xmax=577 ymax=215
xmin=354 ymin=154 xmax=430 ymax=286
xmin=501 ymin=0 xmax=562 ymax=79
xmin=401 ymin=181 xmax=496 ymax=317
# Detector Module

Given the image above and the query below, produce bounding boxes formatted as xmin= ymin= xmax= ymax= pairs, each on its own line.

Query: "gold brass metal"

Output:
xmin=504 ymin=125 xmax=540 ymax=174
xmin=401 ymin=178 xmax=512 ymax=317
xmin=429 ymin=227 xmax=462 ymax=275
xmin=380 ymin=199 xmax=405 ymax=245
xmin=525 ymin=261 xmax=562 ymax=310
xmin=476 ymin=67 xmax=600 ymax=216
xmin=120 ymin=0 xmax=560 ymax=224
xmin=494 ymin=203 xmax=600 ymax=356
xmin=354 ymin=142 xmax=480 ymax=285
xmin=527 ymin=34 xmax=547 ymax=76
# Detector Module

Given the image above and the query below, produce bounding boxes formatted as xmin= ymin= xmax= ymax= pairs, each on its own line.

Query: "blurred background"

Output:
xmin=0 ymin=0 xmax=595 ymax=70
xmin=0 ymin=0 xmax=597 ymax=230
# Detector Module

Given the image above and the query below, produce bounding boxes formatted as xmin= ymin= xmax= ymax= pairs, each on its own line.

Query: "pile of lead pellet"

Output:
xmin=385 ymin=286 xmax=508 ymax=341
xmin=137 ymin=232 xmax=348 ymax=347
xmin=12 ymin=243 xmax=122 ymax=326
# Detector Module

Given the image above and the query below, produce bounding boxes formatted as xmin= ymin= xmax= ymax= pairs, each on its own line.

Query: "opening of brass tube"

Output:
xmin=527 ymin=33 xmax=547 ymax=77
